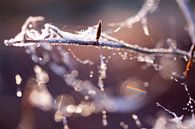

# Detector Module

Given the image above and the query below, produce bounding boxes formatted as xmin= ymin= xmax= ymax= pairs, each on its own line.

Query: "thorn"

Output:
xmin=185 ymin=57 xmax=192 ymax=79
xmin=185 ymin=44 xmax=195 ymax=79
xmin=96 ymin=20 xmax=102 ymax=42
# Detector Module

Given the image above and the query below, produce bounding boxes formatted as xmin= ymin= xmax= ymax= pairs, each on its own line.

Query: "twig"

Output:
xmin=4 ymin=38 xmax=190 ymax=58
xmin=175 ymin=0 xmax=195 ymax=77
xmin=175 ymin=0 xmax=195 ymax=42
xmin=3 ymin=16 xmax=191 ymax=58
xmin=4 ymin=2 xmax=195 ymax=60
xmin=109 ymin=0 xmax=160 ymax=30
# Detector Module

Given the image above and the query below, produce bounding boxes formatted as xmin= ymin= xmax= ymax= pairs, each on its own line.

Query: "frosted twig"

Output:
xmin=68 ymin=48 xmax=94 ymax=65
xmin=4 ymin=33 xmax=191 ymax=58
xmin=109 ymin=0 xmax=160 ymax=31
xmin=156 ymin=102 xmax=184 ymax=128
xmin=175 ymin=0 xmax=195 ymax=43
xmin=5 ymin=38 xmax=191 ymax=56
xmin=175 ymin=0 xmax=195 ymax=77
xmin=3 ymin=14 xmax=195 ymax=59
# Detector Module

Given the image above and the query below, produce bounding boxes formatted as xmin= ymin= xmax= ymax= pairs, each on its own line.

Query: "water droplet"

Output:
xmin=15 ymin=74 xmax=22 ymax=85
xmin=89 ymin=71 xmax=94 ymax=78
xmin=16 ymin=90 xmax=22 ymax=98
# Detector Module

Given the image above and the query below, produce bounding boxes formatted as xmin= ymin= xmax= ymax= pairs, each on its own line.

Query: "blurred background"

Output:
xmin=0 ymin=0 xmax=195 ymax=129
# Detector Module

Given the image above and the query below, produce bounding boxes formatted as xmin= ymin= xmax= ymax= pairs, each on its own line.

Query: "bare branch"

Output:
xmin=175 ymin=0 xmax=195 ymax=42
xmin=175 ymin=0 xmax=195 ymax=56
xmin=5 ymin=38 xmax=190 ymax=55
xmin=4 ymin=20 xmax=189 ymax=58
xmin=109 ymin=0 xmax=160 ymax=31
xmin=4 ymin=1 xmax=195 ymax=59
xmin=175 ymin=0 xmax=195 ymax=77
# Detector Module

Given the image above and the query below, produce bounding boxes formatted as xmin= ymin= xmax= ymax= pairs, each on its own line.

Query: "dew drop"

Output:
xmin=89 ymin=71 xmax=94 ymax=78
xmin=16 ymin=90 xmax=22 ymax=98
xmin=15 ymin=74 xmax=22 ymax=85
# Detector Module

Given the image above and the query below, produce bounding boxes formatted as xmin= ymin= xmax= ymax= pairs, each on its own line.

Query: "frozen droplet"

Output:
xmin=16 ymin=90 xmax=22 ymax=98
xmin=120 ymin=121 xmax=128 ymax=129
xmin=132 ymin=114 xmax=141 ymax=127
xmin=142 ymin=17 xmax=150 ymax=36
xmin=102 ymin=119 xmax=108 ymax=126
xmin=88 ymin=90 xmax=96 ymax=95
xmin=183 ymin=56 xmax=188 ymax=62
xmin=102 ymin=110 xmax=106 ymax=115
xmin=54 ymin=111 xmax=65 ymax=122
xmin=84 ymin=96 xmax=89 ymax=100
xmin=66 ymin=105 xmax=76 ymax=113
xmin=75 ymin=106 xmax=82 ymax=114
xmin=98 ymin=55 xmax=107 ymax=91
xmin=144 ymin=82 xmax=149 ymax=87
xmin=102 ymin=114 xmax=107 ymax=119
xmin=29 ymin=84 xmax=53 ymax=111
xmin=34 ymin=65 xmax=49 ymax=84
xmin=89 ymin=71 xmax=94 ymax=78
xmin=15 ymin=74 xmax=22 ymax=85
xmin=114 ymin=27 xmax=121 ymax=32
xmin=102 ymin=110 xmax=108 ymax=126
xmin=69 ymin=49 xmax=94 ymax=65
xmin=137 ymin=55 xmax=154 ymax=64
xmin=64 ymin=124 xmax=69 ymax=129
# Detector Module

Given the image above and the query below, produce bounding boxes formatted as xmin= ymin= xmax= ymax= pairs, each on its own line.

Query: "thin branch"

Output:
xmin=3 ymin=6 xmax=195 ymax=60
xmin=175 ymin=0 xmax=195 ymax=56
xmin=3 ymin=16 xmax=188 ymax=57
xmin=109 ymin=0 xmax=160 ymax=31
xmin=175 ymin=0 xmax=195 ymax=42
xmin=4 ymin=35 xmax=190 ymax=58
xmin=175 ymin=0 xmax=195 ymax=77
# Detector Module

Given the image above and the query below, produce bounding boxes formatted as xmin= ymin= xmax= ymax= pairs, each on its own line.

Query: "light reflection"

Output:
xmin=54 ymin=110 xmax=65 ymax=122
xmin=28 ymin=84 xmax=53 ymax=111
xmin=15 ymin=74 xmax=22 ymax=85
xmin=54 ymin=94 xmax=75 ymax=117
xmin=132 ymin=114 xmax=142 ymax=127
xmin=127 ymin=85 xmax=147 ymax=94
xmin=119 ymin=78 xmax=146 ymax=100
xmin=66 ymin=105 xmax=76 ymax=113
xmin=15 ymin=74 xmax=23 ymax=97
xmin=159 ymin=56 xmax=181 ymax=80
xmin=34 ymin=65 xmax=49 ymax=84
xmin=16 ymin=90 xmax=23 ymax=98
xmin=78 ymin=102 xmax=96 ymax=117
xmin=54 ymin=94 xmax=75 ymax=110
